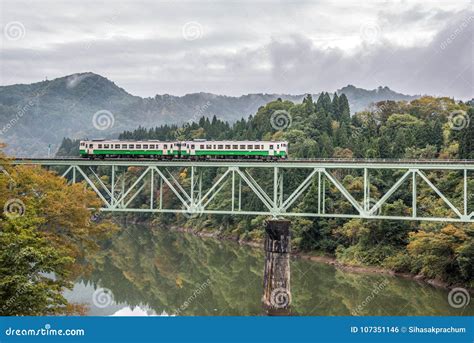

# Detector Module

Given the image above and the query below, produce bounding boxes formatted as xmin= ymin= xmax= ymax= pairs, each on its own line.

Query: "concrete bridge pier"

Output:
xmin=262 ymin=219 xmax=291 ymax=316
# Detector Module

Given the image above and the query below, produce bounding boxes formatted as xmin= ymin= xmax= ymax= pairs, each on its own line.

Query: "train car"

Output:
xmin=79 ymin=139 xmax=289 ymax=160
xmin=180 ymin=140 xmax=288 ymax=160
xmin=80 ymin=139 xmax=179 ymax=159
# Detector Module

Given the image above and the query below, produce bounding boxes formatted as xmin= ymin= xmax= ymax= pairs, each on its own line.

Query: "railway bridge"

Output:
xmin=11 ymin=158 xmax=474 ymax=223
xmin=10 ymin=157 xmax=474 ymax=315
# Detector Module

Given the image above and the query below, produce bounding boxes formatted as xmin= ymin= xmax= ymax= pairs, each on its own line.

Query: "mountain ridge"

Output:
xmin=0 ymin=72 xmax=420 ymax=156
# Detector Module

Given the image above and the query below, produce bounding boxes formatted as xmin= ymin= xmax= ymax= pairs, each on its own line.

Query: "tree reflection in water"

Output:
xmin=69 ymin=225 xmax=473 ymax=316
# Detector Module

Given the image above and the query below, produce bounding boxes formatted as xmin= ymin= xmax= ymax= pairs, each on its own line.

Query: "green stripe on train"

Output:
xmin=81 ymin=149 xmax=170 ymax=155
xmin=181 ymin=150 xmax=286 ymax=156
xmin=80 ymin=149 xmax=286 ymax=157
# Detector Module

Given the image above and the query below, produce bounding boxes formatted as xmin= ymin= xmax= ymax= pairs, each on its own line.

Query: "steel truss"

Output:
xmin=13 ymin=159 xmax=474 ymax=223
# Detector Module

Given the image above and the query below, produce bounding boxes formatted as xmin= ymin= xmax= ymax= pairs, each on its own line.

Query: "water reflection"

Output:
xmin=65 ymin=225 xmax=474 ymax=316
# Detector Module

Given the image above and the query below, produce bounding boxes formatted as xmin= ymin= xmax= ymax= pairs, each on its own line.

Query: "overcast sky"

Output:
xmin=0 ymin=0 xmax=472 ymax=99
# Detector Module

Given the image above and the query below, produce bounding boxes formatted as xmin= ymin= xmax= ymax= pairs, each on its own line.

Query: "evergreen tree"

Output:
xmin=332 ymin=93 xmax=340 ymax=120
xmin=338 ymin=94 xmax=351 ymax=123
xmin=316 ymin=92 xmax=333 ymax=115
xmin=459 ymin=107 xmax=474 ymax=159
xmin=302 ymin=94 xmax=314 ymax=113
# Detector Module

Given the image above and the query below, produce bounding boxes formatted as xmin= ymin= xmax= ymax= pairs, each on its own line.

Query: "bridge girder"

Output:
xmin=12 ymin=159 xmax=474 ymax=223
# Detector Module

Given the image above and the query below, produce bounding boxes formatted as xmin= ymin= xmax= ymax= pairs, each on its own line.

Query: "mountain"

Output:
xmin=0 ymin=73 xmax=419 ymax=157
xmin=337 ymin=85 xmax=419 ymax=112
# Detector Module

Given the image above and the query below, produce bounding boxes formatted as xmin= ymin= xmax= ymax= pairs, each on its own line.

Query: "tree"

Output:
xmin=302 ymin=94 xmax=314 ymax=114
xmin=0 ymin=147 xmax=116 ymax=315
xmin=459 ymin=107 xmax=474 ymax=159
xmin=407 ymin=225 xmax=473 ymax=286
xmin=332 ymin=93 xmax=340 ymax=120
xmin=316 ymin=92 xmax=333 ymax=115
xmin=338 ymin=94 xmax=351 ymax=123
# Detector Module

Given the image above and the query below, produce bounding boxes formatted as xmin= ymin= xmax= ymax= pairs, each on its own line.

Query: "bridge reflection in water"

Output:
xmin=65 ymin=225 xmax=474 ymax=316
xmin=13 ymin=158 xmax=474 ymax=315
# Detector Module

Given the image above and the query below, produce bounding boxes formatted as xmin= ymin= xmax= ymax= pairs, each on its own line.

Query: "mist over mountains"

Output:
xmin=0 ymin=72 xmax=419 ymax=157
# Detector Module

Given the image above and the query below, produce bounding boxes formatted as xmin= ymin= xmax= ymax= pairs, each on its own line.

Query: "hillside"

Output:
xmin=0 ymin=73 xmax=418 ymax=156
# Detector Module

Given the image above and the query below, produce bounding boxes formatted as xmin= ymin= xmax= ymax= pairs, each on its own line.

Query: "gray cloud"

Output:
xmin=0 ymin=0 xmax=472 ymax=99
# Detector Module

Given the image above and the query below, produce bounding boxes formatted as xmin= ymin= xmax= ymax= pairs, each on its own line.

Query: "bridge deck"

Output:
xmin=6 ymin=157 xmax=474 ymax=222
xmin=11 ymin=157 xmax=474 ymax=170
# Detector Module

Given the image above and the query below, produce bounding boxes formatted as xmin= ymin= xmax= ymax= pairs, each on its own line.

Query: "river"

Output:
xmin=64 ymin=225 xmax=473 ymax=316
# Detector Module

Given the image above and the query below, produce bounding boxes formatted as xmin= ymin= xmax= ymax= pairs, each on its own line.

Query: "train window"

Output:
xmin=89 ymin=144 xmax=93 ymax=148
xmin=232 ymin=145 xmax=238 ymax=149
xmin=200 ymin=145 xmax=204 ymax=149
xmin=164 ymin=144 xmax=168 ymax=149
xmin=104 ymin=144 xmax=109 ymax=148
xmin=277 ymin=144 xmax=280 ymax=149
xmin=191 ymin=144 xmax=195 ymax=149
xmin=247 ymin=145 xmax=253 ymax=149
xmin=213 ymin=145 xmax=216 ymax=149
xmin=255 ymin=145 xmax=260 ymax=150
xmin=150 ymin=144 xmax=155 ymax=149
xmin=270 ymin=145 xmax=274 ymax=149
xmin=115 ymin=144 xmax=120 ymax=149
xmin=240 ymin=145 xmax=245 ymax=149
xmin=129 ymin=144 xmax=134 ymax=149
xmin=98 ymin=144 xmax=103 ymax=148
xmin=206 ymin=145 xmax=212 ymax=149
xmin=143 ymin=144 xmax=148 ymax=149
xmin=225 ymin=145 xmax=231 ymax=149
xmin=122 ymin=144 xmax=127 ymax=149
xmin=218 ymin=145 xmax=223 ymax=149
xmin=136 ymin=144 xmax=141 ymax=149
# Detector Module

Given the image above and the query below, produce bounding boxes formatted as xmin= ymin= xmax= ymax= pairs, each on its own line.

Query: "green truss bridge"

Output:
xmin=11 ymin=158 xmax=474 ymax=223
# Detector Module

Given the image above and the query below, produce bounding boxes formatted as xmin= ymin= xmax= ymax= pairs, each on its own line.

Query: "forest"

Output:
xmin=0 ymin=144 xmax=117 ymax=315
xmin=2 ymin=92 xmax=472 ymax=316
xmin=57 ymin=93 xmax=474 ymax=290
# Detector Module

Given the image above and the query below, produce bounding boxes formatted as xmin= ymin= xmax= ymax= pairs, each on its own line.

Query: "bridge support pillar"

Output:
xmin=262 ymin=219 xmax=291 ymax=316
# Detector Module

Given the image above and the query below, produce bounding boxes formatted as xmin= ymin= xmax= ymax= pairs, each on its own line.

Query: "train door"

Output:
xmin=87 ymin=143 xmax=94 ymax=155
xmin=190 ymin=143 xmax=196 ymax=156
xmin=269 ymin=143 xmax=275 ymax=156
xmin=174 ymin=142 xmax=181 ymax=158
xmin=163 ymin=143 xmax=168 ymax=156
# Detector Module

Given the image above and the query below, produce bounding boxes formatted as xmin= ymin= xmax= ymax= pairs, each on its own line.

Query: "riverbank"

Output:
xmin=169 ymin=225 xmax=459 ymax=291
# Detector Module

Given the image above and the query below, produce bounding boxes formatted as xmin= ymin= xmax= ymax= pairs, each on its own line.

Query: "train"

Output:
xmin=79 ymin=139 xmax=289 ymax=160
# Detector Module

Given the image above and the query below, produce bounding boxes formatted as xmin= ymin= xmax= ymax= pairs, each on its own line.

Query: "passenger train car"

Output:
xmin=79 ymin=139 xmax=289 ymax=160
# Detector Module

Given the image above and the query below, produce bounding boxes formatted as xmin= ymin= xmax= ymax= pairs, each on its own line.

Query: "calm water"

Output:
xmin=64 ymin=225 xmax=474 ymax=316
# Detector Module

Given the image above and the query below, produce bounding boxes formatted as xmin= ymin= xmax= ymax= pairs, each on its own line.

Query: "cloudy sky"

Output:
xmin=0 ymin=0 xmax=472 ymax=99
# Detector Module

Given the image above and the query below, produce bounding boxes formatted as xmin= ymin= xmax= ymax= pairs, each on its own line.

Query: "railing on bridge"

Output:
xmin=11 ymin=158 xmax=474 ymax=223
